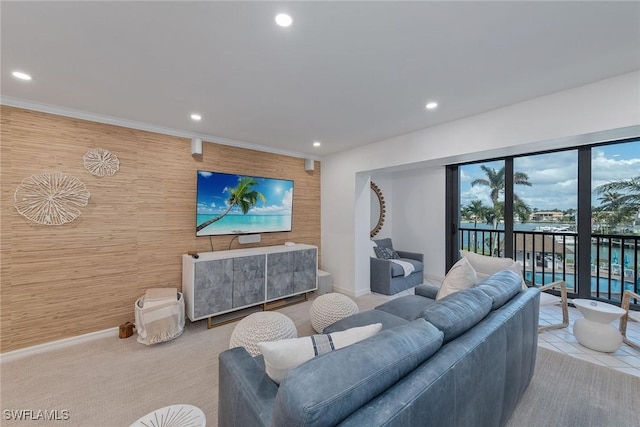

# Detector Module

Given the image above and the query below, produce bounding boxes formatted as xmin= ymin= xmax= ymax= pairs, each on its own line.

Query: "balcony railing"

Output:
xmin=459 ymin=227 xmax=640 ymax=308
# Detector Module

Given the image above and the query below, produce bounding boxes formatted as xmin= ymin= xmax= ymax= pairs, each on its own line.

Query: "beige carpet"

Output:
xmin=506 ymin=347 xmax=639 ymax=427
xmin=1 ymin=292 xmax=637 ymax=427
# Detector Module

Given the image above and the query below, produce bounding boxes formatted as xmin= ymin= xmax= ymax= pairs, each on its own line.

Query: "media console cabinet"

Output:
xmin=182 ymin=244 xmax=318 ymax=327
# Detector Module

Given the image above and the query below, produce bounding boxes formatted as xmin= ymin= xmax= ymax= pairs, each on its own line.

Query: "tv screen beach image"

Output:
xmin=196 ymin=171 xmax=294 ymax=236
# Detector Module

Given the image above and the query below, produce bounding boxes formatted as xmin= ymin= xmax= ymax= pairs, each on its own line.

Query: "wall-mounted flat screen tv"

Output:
xmin=196 ymin=170 xmax=294 ymax=236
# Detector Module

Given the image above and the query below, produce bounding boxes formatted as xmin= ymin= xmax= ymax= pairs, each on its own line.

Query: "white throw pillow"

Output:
xmin=460 ymin=250 xmax=526 ymax=290
xmin=258 ymin=323 xmax=382 ymax=384
xmin=436 ymin=257 xmax=478 ymax=300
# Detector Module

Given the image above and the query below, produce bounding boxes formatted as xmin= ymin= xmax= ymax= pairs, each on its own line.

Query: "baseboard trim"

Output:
xmin=1 ymin=327 xmax=119 ymax=363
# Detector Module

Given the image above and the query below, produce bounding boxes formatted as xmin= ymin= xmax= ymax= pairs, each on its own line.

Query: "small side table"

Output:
xmin=573 ymin=299 xmax=626 ymax=353
xmin=129 ymin=404 xmax=205 ymax=427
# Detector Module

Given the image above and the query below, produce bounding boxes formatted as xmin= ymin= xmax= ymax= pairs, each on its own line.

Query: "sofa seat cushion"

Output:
xmin=390 ymin=258 xmax=424 ymax=277
xmin=375 ymin=295 xmax=437 ymax=321
xmin=420 ymin=287 xmax=493 ymax=343
xmin=272 ymin=319 xmax=444 ymax=427
xmin=475 ymin=270 xmax=523 ymax=310
xmin=323 ymin=309 xmax=409 ymax=333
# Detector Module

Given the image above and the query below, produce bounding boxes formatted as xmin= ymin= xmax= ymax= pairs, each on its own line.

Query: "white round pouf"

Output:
xmin=310 ymin=293 xmax=359 ymax=333
xmin=229 ymin=312 xmax=297 ymax=356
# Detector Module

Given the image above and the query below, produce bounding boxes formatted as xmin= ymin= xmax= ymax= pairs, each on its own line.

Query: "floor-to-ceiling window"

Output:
xmin=447 ymin=138 xmax=639 ymax=306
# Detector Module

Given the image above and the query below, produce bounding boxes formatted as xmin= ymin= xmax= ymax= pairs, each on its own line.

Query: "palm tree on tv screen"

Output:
xmin=196 ymin=176 xmax=266 ymax=232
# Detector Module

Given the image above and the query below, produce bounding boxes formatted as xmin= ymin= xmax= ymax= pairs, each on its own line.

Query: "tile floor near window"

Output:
xmin=538 ymin=303 xmax=640 ymax=378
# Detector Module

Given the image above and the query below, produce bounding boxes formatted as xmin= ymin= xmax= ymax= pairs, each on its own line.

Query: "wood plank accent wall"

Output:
xmin=0 ymin=106 xmax=321 ymax=352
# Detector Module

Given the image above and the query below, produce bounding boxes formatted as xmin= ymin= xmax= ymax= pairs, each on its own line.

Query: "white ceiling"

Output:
xmin=2 ymin=1 xmax=639 ymax=158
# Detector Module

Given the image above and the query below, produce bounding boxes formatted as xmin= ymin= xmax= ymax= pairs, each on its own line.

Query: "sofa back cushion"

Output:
xmin=272 ymin=319 xmax=443 ymax=427
xmin=420 ymin=287 xmax=492 ymax=343
xmin=460 ymin=249 xmax=527 ymax=290
xmin=475 ymin=270 xmax=524 ymax=310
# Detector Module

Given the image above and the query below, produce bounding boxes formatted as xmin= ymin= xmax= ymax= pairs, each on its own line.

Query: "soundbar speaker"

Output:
xmin=238 ymin=234 xmax=261 ymax=244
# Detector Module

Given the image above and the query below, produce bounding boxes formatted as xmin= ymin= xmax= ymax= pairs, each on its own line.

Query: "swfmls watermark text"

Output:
xmin=3 ymin=409 xmax=70 ymax=421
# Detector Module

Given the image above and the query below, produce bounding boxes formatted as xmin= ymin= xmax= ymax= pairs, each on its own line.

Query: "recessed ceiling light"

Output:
xmin=275 ymin=13 xmax=293 ymax=27
xmin=425 ymin=102 xmax=438 ymax=110
xmin=313 ymin=141 xmax=321 ymax=147
xmin=190 ymin=114 xmax=202 ymax=121
xmin=12 ymin=71 xmax=32 ymax=81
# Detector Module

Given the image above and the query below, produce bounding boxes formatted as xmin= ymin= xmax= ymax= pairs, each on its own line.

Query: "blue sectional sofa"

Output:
xmin=218 ymin=270 xmax=540 ymax=427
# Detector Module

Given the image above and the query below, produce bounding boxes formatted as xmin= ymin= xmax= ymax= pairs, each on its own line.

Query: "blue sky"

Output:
xmin=460 ymin=140 xmax=640 ymax=211
xmin=196 ymin=171 xmax=293 ymax=216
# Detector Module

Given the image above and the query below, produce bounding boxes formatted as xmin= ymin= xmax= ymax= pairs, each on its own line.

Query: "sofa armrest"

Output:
xmin=414 ymin=283 xmax=440 ymax=300
xmin=371 ymin=256 xmax=392 ymax=275
xmin=370 ymin=257 xmax=392 ymax=293
xmin=219 ymin=347 xmax=278 ymax=427
xmin=396 ymin=250 xmax=423 ymax=262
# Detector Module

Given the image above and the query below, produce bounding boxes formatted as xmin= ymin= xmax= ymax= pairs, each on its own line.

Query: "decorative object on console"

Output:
xmin=370 ymin=181 xmax=386 ymax=238
xmin=196 ymin=170 xmax=294 ymax=236
xmin=14 ymin=172 xmax=90 ymax=225
xmin=229 ymin=311 xmax=297 ymax=357
xmin=258 ymin=323 xmax=382 ymax=384
xmin=82 ymin=147 xmax=120 ymax=176
xmin=310 ymin=292 xmax=359 ymax=333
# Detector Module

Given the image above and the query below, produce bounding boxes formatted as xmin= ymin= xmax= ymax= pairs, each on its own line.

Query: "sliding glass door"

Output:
xmin=447 ymin=138 xmax=639 ymax=306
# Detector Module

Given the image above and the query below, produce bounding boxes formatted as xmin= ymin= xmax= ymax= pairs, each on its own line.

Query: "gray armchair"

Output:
xmin=371 ymin=238 xmax=424 ymax=295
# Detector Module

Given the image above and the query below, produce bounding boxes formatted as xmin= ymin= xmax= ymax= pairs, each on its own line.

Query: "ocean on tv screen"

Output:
xmin=196 ymin=213 xmax=291 ymax=236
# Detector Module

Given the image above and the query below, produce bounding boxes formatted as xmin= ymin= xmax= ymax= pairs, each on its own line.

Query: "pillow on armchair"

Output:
xmin=374 ymin=246 xmax=400 ymax=260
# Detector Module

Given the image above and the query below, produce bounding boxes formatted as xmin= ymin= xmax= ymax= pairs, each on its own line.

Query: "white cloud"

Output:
xmin=198 ymin=171 xmax=213 ymax=178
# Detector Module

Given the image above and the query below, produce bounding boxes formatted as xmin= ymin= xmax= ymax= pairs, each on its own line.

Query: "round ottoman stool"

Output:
xmin=229 ymin=311 xmax=297 ymax=356
xmin=310 ymin=293 xmax=359 ymax=333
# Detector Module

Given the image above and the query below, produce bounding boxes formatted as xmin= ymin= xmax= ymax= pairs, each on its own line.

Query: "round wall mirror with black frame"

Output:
xmin=370 ymin=181 xmax=386 ymax=238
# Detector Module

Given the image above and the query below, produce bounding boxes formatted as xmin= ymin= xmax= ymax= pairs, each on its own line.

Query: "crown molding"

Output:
xmin=1 ymin=96 xmax=318 ymax=160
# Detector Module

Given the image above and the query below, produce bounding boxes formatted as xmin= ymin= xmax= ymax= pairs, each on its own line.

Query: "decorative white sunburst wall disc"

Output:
xmin=14 ymin=172 xmax=91 ymax=225
xmin=83 ymin=147 xmax=120 ymax=177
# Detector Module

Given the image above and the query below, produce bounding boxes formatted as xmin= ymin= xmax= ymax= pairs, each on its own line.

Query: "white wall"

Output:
xmin=391 ymin=166 xmax=447 ymax=280
xmin=322 ymin=71 xmax=640 ymax=297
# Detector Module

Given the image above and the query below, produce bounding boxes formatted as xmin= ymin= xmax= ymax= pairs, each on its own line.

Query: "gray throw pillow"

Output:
xmin=374 ymin=246 xmax=399 ymax=259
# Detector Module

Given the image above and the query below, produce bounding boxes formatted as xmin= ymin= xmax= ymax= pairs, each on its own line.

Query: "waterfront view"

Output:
xmin=456 ymin=139 xmax=640 ymax=305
